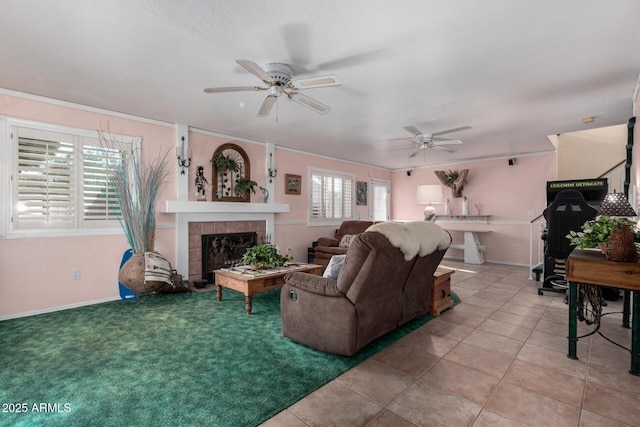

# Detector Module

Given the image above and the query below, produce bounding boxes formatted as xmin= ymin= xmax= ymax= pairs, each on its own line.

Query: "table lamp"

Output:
xmin=416 ymin=184 xmax=443 ymax=221
xmin=599 ymin=190 xmax=637 ymax=217
xmin=599 ymin=190 xmax=637 ymax=262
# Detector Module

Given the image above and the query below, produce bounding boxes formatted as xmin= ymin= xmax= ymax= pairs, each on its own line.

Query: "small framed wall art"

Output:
xmin=356 ymin=181 xmax=368 ymax=206
xmin=285 ymin=174 xmax=302 ymax=195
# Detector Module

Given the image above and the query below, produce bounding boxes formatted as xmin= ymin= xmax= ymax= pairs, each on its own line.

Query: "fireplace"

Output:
xmin=201 ymin=232 xmax=257 ymax=283
xmin=187 ymin=220 xmax=267 ymax=284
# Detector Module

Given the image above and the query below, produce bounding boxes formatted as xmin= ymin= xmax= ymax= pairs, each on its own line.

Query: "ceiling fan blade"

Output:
xmin=408 ymin=149 xmax=422 ymax=158
xmin=289 ymin=74 xmax=341 ymax=90
xmin=236 ymin=59 xmax=274 ymax=85
xmin=289 ymin=93 xmax=330 ymax=115
xmin=403 ymin=126 xmax=423 ymax=136
xmin=432 ymin=126 xmax=471 ymax=136
xmin=257 ymin=95 xmax=277 ymax=117
xmin=204 ymin=86 xmax=266 ymax=93
xmin=388 ymin=144 xmax=414 ymax=151
xmin=432 ymin=145 xmax=457 ymax=152
xmin=432 ymin=139 xmax=463 ymax=145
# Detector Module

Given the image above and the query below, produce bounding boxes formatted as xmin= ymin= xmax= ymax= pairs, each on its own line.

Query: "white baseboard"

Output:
xmin=0 ymin=296 xmax=122 ymax=321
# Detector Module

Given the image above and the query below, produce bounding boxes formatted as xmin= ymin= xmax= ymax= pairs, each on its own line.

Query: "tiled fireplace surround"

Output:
xmin=163 ymin=200 xmax=289 ymax=283
xmin=187 ymin=220 xmax=267 ymax=283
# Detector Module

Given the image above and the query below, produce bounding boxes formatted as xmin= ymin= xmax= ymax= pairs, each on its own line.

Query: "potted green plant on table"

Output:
xmin=567 ymin=216 xmax=640 ymax=262
xmin=238 ymin=244 xmax=290 ymax=270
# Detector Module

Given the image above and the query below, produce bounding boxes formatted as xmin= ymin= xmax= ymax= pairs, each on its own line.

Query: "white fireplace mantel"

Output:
xmin=162 ymin=201 xmax=290 ymax=214
xmin=162 ymin=200 xmax=290 ymax=274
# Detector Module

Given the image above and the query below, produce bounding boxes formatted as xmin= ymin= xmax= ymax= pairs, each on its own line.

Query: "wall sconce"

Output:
xmin=176 ymin=136 xmax=192 ymax=175
xmin=268 ymin=152 xmax=277 ymax=183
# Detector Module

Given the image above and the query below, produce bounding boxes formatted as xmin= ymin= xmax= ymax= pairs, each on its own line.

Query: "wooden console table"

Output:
xmin=214 ymin=264 xmax=322 ymax=315
xmin=565 ymin=249 xmax=640 ymax=375
xmin=436 ymin=215 xmax=490 ymax=264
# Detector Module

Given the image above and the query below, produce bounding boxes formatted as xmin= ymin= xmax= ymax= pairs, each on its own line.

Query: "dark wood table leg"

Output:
xmin=568 ymin=281 xmax=578 ymax=360
xmin=631 ymin=290 xmax=640 ymax=375
xmin=216 ymin=284 xmax=222 ymax=302
xmin=245 ymin=295 xmax=252 ymax=315
xmin=623 ymin=289 xmax=631 ymax=328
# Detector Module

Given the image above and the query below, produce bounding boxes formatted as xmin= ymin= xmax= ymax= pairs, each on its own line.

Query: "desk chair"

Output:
xmin=538 ymin=190 xmax=598 ymax=296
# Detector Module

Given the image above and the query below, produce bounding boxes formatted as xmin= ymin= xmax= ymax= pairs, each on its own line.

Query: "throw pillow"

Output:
xmin=338 ymin=234 xmax=355 ymax=248
xmin=322 ymin=255 xmax=346 ymax=280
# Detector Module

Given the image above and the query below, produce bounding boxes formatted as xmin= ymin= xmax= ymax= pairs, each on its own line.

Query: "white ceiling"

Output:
xmin=1 ymin=0 xmax=639 ymax=170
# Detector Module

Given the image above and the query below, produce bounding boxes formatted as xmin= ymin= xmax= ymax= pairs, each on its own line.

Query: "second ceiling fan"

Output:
xmin=204 ymin=59 xmax=341 ymax=117
xmin=391 ymin=125 xmax=470 ymax=158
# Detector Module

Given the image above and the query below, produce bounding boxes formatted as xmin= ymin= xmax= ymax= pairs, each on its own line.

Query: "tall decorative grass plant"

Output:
xmin=99 ymin=130 xmax=171 ymax=293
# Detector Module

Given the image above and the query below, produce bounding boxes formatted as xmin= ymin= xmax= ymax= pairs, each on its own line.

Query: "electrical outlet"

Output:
xmin=71 ymin=269 xmax=81 ymax=280
xmin=514 ymin=244 xmax=521 ymax=252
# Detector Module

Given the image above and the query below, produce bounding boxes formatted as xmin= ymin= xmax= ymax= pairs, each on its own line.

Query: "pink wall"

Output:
xmin=0 ymin=95 xmax=176 ymax=318
xmin=391 ymin=154 xmax=557 ymax=265
xmin=272 ymin=148 xmax=391 ymax=263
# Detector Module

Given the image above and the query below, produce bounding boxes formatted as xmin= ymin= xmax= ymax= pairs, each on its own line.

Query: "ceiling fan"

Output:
xmin=390 ymin=125 xmax=470 ymax=158
xmin=204 ymin=59 xmax=341 ymax=117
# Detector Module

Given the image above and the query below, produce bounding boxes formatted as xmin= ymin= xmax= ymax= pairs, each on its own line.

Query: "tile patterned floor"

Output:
xmin=261 ymin=261 xmax=640 ymax=427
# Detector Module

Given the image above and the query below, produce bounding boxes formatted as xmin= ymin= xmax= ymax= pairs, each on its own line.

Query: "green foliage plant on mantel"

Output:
xmin=567 ymin=216 xmax=640 ymax=252
xmin=234 ymin=178 xmax=258 ymax=199
xmin=238 ymin=244 xmax=290 ymax=270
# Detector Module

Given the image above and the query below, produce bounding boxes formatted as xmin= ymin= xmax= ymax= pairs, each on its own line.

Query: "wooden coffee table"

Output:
xmin=214 ymin=264 xmax=322 ymax=315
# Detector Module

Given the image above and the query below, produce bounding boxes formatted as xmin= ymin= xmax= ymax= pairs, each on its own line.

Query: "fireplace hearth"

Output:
xmin=201 ymin=232 xmax=257 ymax=283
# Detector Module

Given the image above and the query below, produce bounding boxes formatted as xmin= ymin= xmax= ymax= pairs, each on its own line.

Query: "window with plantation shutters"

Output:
xmin=308 ymin=168 xmax=354 ymax=225
xmin=82 ymin=144 xmax=123 ymax=222
xmin=16 ymin=134 xmax=76 ymax=228
xmin=9 ymin=121 xmax=132 ymax=233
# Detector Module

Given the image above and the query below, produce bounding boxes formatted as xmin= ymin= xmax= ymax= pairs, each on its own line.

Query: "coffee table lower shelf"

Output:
xmin=213 ymin=264 xmax=322 ymax=315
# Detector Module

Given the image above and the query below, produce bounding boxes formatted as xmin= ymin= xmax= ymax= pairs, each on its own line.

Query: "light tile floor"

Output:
xmin=261 ymin=260 xmax=640 ymax=427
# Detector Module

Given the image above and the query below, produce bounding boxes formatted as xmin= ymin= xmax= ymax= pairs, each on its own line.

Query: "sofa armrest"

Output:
xmin=284 ymin=272 xmax=344 ymax=297
xmin=316 ymin=237 xmax=340 ymax=247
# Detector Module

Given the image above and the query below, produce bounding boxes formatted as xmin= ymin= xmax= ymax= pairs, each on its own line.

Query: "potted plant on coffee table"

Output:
xmin=238 ymin=244 xmax=290 ymax=270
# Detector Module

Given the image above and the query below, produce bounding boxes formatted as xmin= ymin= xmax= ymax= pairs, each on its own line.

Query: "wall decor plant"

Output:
xmin=234 ymin=178 xmax=258 ymax=200
xmin=211 ymin=143 xmax=251 ymax=202
xmin=434 ymin=169 xmax=469 ymax=198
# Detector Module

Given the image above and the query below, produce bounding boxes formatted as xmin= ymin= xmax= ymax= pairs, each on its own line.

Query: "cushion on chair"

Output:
xmin=322 ymin=255 xmax=346 ymax=280
xmin=338 ymin=234 xmax=355 ymax=248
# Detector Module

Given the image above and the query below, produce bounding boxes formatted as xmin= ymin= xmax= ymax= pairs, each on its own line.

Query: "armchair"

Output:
xmin=313 ymin=220 xmax=374 ymax=270
xmin=282 ymin=221 xmax=452 ymax=356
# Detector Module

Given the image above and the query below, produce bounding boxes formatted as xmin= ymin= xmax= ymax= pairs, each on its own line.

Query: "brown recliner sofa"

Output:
xmin=281 ymin=221 xmax=452 ymax=356
xmin=313 ymin=220 xmax=374 ymax=270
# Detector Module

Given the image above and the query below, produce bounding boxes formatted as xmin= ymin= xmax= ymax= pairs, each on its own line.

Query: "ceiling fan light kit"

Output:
xmin=204 ymin=59 xmax=340 ymax=117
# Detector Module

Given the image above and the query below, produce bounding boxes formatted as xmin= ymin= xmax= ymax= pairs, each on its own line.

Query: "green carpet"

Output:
xmin=0 ymin=288 xmax=459 ymax=427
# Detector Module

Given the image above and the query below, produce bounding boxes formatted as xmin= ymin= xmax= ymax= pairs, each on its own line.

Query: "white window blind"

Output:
xmin=309 ymin=168 xmax=354 ymax=224
xmin=11 ymin=124 xmax=130 ymax=231
xmin=82 ymin=144 xmax=124 ymax=222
